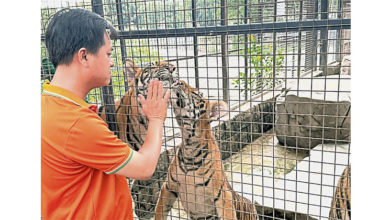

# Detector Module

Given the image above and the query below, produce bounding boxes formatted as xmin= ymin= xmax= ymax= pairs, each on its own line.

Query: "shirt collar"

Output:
xmin=42 ymin=82 xmax=98 ymax=113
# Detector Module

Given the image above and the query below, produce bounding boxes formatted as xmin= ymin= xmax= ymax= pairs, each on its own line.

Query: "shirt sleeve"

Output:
xmin=64 ymin=114 xmax=133 ymax=174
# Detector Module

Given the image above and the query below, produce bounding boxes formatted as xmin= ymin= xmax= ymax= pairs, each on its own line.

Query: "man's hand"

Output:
xmin=138 ymin=79 xmax=171 ymax=123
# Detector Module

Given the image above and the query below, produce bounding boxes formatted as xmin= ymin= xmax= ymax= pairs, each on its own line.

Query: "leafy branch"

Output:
xmin=232 ymin=35 xmax=285 ymax=95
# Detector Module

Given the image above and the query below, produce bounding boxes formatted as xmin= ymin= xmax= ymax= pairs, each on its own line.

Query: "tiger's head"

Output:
xmin=171 ymin=80 xmax=227 ymax=140
xmin=124 ymin=60 xmax=177 ymax=84
xmin=132 ymin=61 xmax=179 ymax=98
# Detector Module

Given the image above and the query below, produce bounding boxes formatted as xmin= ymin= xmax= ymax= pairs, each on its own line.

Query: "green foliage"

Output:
xmin=227 ymin=0 xmax=246 ymax=25
xmin=126 ymin=39 xmax=159 ymax=64
xmin=232 ymin=35 xmax=285 ymax=95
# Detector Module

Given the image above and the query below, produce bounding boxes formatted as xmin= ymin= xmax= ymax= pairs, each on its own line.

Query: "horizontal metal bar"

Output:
xmin=41 ymin=19 xmax=350 ymax=41
xmin=118 ymin=19 xmax=350 ymax=38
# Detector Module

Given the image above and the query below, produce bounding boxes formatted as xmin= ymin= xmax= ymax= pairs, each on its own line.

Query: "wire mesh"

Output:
xmin=41 ymin=0 xmax=351 ymax=219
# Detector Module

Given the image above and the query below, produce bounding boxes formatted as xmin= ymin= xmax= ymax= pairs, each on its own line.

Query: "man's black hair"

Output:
xmin=45 ymin=8 xmax=117 ymax=68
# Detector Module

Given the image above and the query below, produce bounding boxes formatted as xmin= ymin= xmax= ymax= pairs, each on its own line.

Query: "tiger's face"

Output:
xmin=172 ymin=81 xmax=206 ymax=127
xmin=172 ymin=80 xmax=227 ymax=137
xmin=135 ymin=61 xmax=179 ymax=98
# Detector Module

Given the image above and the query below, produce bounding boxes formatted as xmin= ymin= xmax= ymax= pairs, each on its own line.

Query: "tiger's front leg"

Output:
xmin=155 ymin=181 xmax=178 ymax=220
xmin=215 ymin=189 xmax=237 ymax=220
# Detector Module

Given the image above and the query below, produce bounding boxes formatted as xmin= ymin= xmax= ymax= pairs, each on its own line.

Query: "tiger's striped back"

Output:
xmin=329 ymin=165 xmax=351 ymax=220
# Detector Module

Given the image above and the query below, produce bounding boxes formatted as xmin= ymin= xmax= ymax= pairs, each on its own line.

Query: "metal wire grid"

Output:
xmin=41 ymin=0 xmax=351 ymax=219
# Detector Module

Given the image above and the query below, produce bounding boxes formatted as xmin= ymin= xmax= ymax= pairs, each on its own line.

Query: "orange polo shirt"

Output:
xmin=41 ymin=82 xmax=134 ymax=220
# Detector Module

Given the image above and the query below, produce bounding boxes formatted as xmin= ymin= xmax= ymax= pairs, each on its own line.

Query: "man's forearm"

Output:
xmin=138 ymin=119 xmax=164 ymax=175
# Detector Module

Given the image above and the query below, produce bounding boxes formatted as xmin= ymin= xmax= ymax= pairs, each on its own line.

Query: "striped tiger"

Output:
xmin=98 ymin=60 xmax=177 ymax=151
xmin=99 ymin=59 xmax=175 ymax=121
xmin=329 ymin=164 xmax=351 ymax=220
xmin=155 ymin=80 xmax=258 ymax=220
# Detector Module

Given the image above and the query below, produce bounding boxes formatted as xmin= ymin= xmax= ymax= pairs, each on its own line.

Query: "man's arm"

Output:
xmin=115 ymin=79 xmax=170 ymax=180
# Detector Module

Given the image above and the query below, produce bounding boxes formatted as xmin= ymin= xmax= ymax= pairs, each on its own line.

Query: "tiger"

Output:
xmin=98 ymin=60 xmax=177 ymax=151
xmin=99 ymin=59 xmax=176 ymax=121
xmin=155 ymin=80 xmax=258 ymax=220
xmin=329 ymin=164 xmax=351 ymax=220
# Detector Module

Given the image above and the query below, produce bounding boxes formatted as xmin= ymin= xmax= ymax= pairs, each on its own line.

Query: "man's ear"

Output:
xmin=209 ymin=101 xmax=228 ymax=121
xmin=77 ymin=48 xmax=88 ymax=66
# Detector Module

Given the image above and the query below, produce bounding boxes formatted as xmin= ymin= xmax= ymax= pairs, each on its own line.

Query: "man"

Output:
xmin=41 ymin=8 xmax=170 ymax=219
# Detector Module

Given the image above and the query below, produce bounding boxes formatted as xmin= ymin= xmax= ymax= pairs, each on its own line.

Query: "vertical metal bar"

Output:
xmin=92 ymin=0 xmax=104 ymax=15
xmin=92 ymin=0 xmax=119 ymax=136
xmin=320 ymin=0 xmax=329 ymax=74
xmin=272 ymin=4 xmax=278 ymax=217
xmin=115 ymin=0 xmax=129 ymax=92
xmin=244 ymin=0 xmax=248 ymax=101
xmin=221 ymin=0 xmax=229 ymax=104
xmin=335 ymin=0 xmax=342 ymax=61
xmin=313 ymin=0 xmax=319 ymax=69
xmin=258 ymin=0 xmax=263 ymax=24
xmin=340 ymin=0 xmax=351 ymax=60
xmin=192 ymin=0 xmax=200 ymax=89
xmin=304 ymin=0 xmax=319 ymax=71
xmin=272 ymin=0 xmax=277 ymax=95
xmin=297 ymin=0 xmax=303 ymax=96
xmin=256 ymin=0 xmax=263 ymax=43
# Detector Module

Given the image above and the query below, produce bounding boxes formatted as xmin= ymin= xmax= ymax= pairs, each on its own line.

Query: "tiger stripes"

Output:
xmin=155 ymin=80 xmax=258 ymax=220
xmin=329 ymin=164 xmax=351 ymax=220
xmin=98 ymin=60 xmax=177 ymax=151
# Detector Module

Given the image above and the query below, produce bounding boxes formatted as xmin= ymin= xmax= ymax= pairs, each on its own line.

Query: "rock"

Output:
xmin=275 ymin=75 xmax=351 ymax=149
xmin=214 ymin=99 xmax=275 ymax=160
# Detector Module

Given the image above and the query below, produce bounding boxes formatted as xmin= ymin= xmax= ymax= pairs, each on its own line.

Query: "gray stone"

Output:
xmin=214 ymin=99 xmax=275 ymax=160
xmin=275 ymin=75 xmax=351 ymax=149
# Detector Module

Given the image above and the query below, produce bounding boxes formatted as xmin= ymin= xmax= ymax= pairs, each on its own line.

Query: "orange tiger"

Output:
xmin=329 ymin=165 xmax=351 ymax=220
xmin=155 ymin=80 xmax=258 ymax=219
xmin=98 ymin=60 xmax=177 ymax=151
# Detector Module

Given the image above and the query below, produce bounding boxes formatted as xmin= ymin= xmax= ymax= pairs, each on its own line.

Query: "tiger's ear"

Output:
xmin=209 ymin=101 xmax=228 ymax=121
xmin=124 ymin=59 xmax=136 ymax=83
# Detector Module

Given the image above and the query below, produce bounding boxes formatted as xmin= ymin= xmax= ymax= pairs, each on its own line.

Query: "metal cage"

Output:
xmin=41 ymin=0 xmax=351 ymax=219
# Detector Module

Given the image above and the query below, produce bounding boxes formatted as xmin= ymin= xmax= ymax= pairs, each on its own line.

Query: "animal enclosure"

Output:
xmin=41 ymin=0 xmax=351 ymax=219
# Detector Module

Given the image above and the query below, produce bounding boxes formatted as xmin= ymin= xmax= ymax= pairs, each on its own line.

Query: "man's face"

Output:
xmin=89 ymin=33 xmax=114 ymax=87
